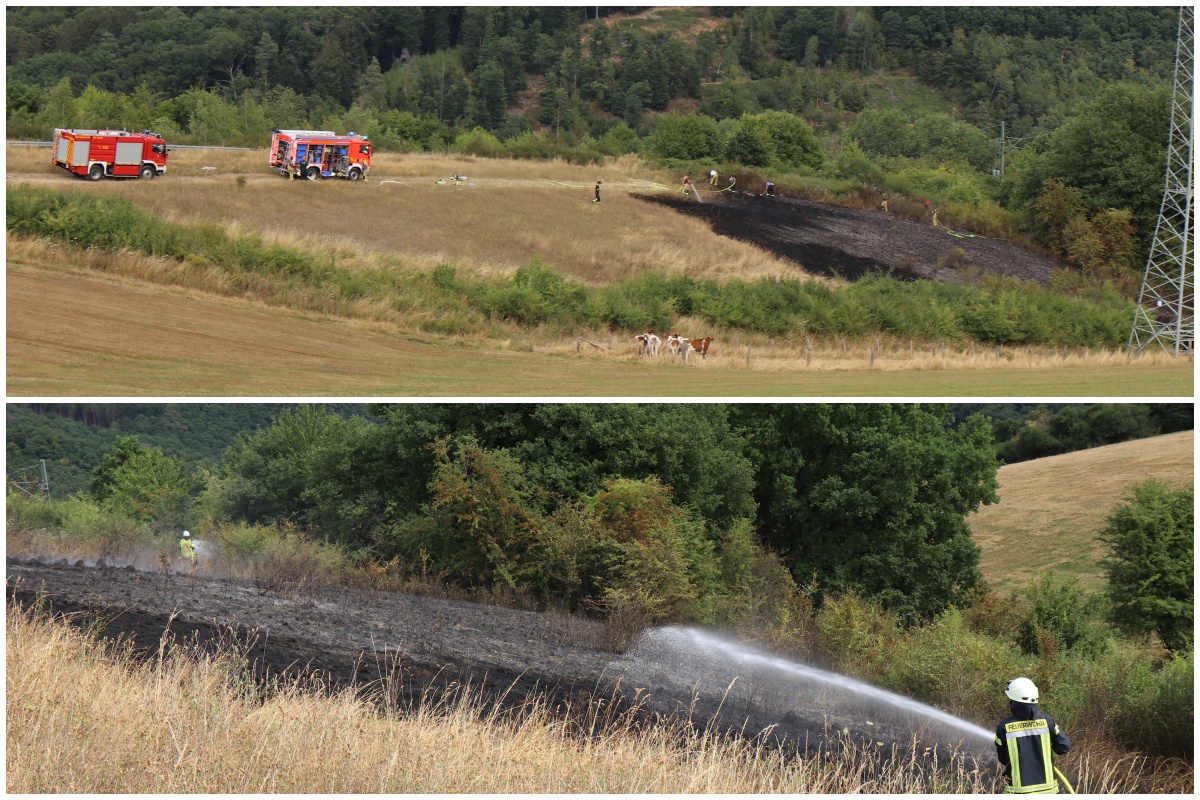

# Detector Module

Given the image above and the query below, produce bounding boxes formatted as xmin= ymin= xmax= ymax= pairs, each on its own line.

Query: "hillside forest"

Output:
xmin=5 ymin=6 xmax=1185 ymax=288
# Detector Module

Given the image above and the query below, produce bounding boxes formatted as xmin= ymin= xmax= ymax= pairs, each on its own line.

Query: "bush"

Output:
xmin=884 ymin=608 xmax=1026 ymax=721
xmin=815 ymin=593 xmax=902 ymax=679
xmin=1014 ymin=573 xmax=1109 ymax=659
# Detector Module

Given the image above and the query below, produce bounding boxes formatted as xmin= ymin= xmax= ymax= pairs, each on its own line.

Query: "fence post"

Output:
xmin=870 ymin=347 xmax=875 ymax=367
xmin=576 ymin=336 xmax=581 ymax=353
xmin=806 ymin=337 xmax=812 ymax=367
xmin=746 ymin=346 xmax=752 ymax=367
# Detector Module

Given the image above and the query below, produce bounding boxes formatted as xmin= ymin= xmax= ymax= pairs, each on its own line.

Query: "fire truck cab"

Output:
xmin=270 ymin=129 xmax=372 ymax=181
xmin=52 ymin=128 xmax=168 ymax=180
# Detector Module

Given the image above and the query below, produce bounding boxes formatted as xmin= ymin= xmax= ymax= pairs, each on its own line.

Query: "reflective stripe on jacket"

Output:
xmin=995 ymin=708 xmax=1069 ymax=794
xmin=180 ymin=539 xmax=195 ymax=559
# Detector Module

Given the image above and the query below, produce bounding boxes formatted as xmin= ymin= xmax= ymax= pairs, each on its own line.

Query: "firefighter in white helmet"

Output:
xmin=995 ymin=677 xmax=1071 ymax=793
xmin=179 ymin=530 xmax=196 ymax=567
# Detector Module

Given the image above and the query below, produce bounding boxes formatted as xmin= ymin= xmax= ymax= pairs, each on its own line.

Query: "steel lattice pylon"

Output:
xmin=1130 ymin=7 xmax=1194 ymax=354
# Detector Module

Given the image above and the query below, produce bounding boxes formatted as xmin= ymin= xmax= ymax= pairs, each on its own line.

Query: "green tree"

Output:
xmin=1099 ymin=479 xmax=1194 ymax=653
xmin=754 ymin=109 xmax=823 ymax=169
xmin=254 ymin=31 xmax=278 ymax=91
xmin=1018 ymin=82 xmax=1171 ymax=247
xmin=648 ymin=112 xmax=720 ymax=160
xmin=724 ymin=115 xmax=773 ymax=166
xmin=467 ymin=59 xmax=508 ymax=132
xmin=734 ymin=404 xmax=999 ymax=620
xmin=356 ymin=56 xmax=386 ymax=111
xmin=216 ymin=405 xmax=385 ymax=547
xmin=90 ymin=436 xmax=194 ymax=532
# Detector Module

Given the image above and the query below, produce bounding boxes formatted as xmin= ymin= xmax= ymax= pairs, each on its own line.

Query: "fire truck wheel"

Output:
xmin=87 ymin=164 xmax=105 ymax=181
xmin=305 ymin=165 xmax=321 ymax=181
xmin=348 ymin=168 xmax=362 ymax=182
xmin=139 ymin=164 xmax=156 ymax=179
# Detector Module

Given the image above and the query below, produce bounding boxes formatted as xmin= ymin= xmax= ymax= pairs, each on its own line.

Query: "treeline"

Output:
xmin=4 ymin=403 xmax=362 ymax=498
xmin=5 ymin=185 xmax=1137 ymax=347
xmin=13 ymin=404 xmax=997 ymax=622
xmin=7 ymin=7 xmax=1176 ymax=137
xmin=988 ymin=404 xmax=1193 ymax=464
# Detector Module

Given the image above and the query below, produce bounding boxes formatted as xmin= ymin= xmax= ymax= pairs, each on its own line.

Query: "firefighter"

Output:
xmin=995 ymin=677 xmax=1071 ymax=794
xmin=931 ymin=207 xmax=940 ymax=227
xmin=708 ymin=169 xmax=718 ymax=186
xmin=725 ymin=175 xmax=736 ymax=191
xmin=680 ymin=174 xmax=693 ymax=195
xmin=593 ymin=180 xmax=602 ymax=204
xmin=880 ymin=192 xmax=889 ymax=213
xmin=179 ymin=530 xmax=196 ymax=568
xmin=762 ymin=180 xmax=775 ymax=197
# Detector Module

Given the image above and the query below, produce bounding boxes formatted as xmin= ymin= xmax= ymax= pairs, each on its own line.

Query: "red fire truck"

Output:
xmin=52 ymin=128 xmax=168 ymax=180
xmin=270 ymin=129 xmax=372 ymax=181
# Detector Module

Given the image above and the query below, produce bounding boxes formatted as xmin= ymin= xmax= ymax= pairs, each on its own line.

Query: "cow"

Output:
xmin=684 ymin=337 xmax=713 ymax=361
xmin=664 ymin=333 xmax=685 ymax=358
xmin=635 ymin=330 xmax=660 ymax=358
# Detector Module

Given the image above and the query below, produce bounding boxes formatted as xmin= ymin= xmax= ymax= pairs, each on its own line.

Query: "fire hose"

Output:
xmin=1054 ymin=765 xmax=1076 ymax=794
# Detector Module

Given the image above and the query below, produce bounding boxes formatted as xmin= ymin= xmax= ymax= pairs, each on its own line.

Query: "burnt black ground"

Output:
xmin=7 ymin=555 xmax=990 ymax=766
xmin=639 ymin=192 xmax=1063 ymax=284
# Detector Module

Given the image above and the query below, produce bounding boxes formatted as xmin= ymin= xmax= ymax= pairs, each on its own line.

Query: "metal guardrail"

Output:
xmin=8 ymin=140 xmax=255 ymax=151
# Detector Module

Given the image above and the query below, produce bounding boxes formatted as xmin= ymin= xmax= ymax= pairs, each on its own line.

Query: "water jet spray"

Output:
xmin=616 ymin=626 xmax=995 ymax=755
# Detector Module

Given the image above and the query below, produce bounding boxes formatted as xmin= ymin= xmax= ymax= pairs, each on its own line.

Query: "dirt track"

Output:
xmin=6 ymin=555 xmax=992 ymax=760
xmin=641 ymin=192 xmax=1063 ymax=283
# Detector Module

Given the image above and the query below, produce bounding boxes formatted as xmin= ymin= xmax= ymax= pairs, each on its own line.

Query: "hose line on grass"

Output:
xmin=1054 ymin=766 xmax=1076 ymax=794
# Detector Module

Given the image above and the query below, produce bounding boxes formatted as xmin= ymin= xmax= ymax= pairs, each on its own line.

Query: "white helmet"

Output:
xmin=1005 ymin=677 xmax=1039 ymax=703
xmin=182 ymin=530 xmax=191 ymax=538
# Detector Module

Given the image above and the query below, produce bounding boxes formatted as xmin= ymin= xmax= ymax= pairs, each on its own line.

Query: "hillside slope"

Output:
xmin=969 ymin=430 xmax=1194 ymax=593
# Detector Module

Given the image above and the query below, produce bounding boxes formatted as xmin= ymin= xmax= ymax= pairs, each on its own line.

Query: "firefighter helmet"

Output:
xmin=182 ymin=530 xmax=191 ymax=538
xmin=1005 ymin=677 xmax=1039 ymax=703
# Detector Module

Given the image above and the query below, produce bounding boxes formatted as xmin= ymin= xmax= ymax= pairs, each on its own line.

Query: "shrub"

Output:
xmin=883 ymin=607 xmax=1026 ymax=721
xmin=1014 ymin=573 xmax=1109 ymax=659
xmin=815 ymin=593 xmax=902 ymax=679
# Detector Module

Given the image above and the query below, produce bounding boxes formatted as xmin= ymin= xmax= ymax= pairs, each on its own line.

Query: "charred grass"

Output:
xmin=8 ymin=598 xmax=1190 ymax=794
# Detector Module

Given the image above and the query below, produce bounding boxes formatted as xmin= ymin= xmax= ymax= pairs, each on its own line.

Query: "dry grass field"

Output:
xmin=6 ymin=144 xmax=1194 ymax=396
xmin=7 ymin=145 xmax=805 ymax=284
xmin=969 ymin=430 xmax=1195 ymax=594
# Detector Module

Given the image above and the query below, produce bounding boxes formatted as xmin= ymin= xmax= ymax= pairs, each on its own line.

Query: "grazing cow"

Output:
xmin=684 ymin=337 xmax=713 ymax=361
xmin=635 ymin=330 xmax=660 ymax=358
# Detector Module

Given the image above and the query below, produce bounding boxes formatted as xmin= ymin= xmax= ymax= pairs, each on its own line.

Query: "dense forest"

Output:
xmin=6 ymin=6 xmax=1184 ymax=280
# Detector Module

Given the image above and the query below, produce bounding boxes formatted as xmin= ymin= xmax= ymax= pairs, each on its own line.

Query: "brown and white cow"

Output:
xmin=664 ymin=333 xmax=685 ymax=358
xmin=635 ymin=330 xmax=660 ymax=358
xmin=683 ymin=336 xmax=713 ymax=361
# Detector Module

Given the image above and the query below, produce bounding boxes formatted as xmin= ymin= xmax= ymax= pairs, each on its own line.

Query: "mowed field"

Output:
xmin=17 ymin=264 xmax=1190 ymax=397
xmin=6 ymin=145 xmax=1194 ymax=396
xmin=969 ymin=430 xmax=1194 ymax=594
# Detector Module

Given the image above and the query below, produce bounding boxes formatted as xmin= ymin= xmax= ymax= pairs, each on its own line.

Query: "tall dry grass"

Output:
xmin=8 ymin=601 xmax=1190 ymax=793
